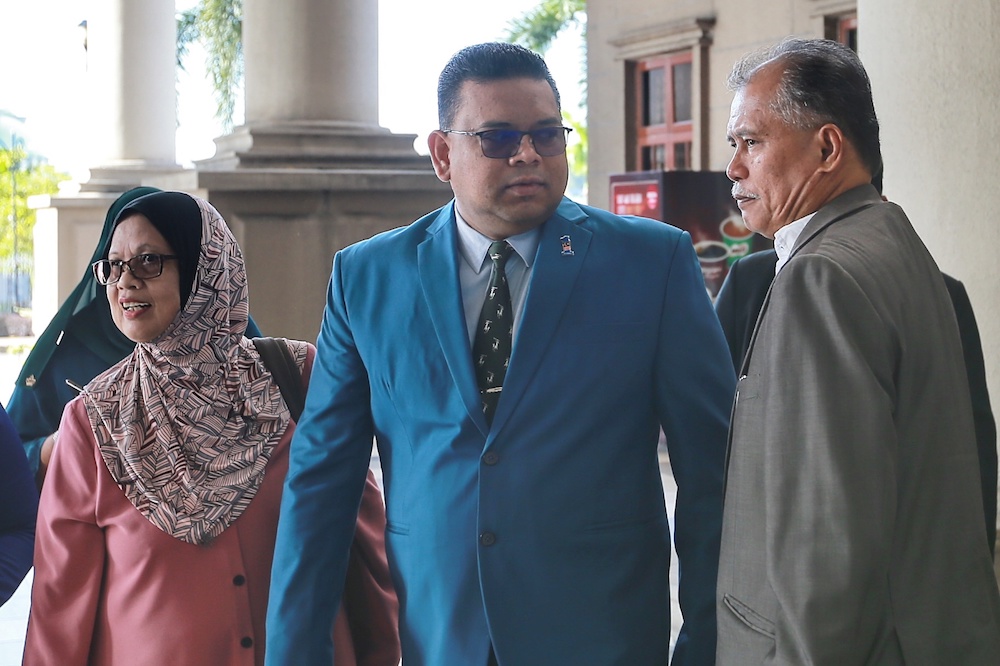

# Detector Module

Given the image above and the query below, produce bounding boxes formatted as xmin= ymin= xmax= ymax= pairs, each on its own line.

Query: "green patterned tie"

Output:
xmin=473 ymin=241 xmax=515 ymax=424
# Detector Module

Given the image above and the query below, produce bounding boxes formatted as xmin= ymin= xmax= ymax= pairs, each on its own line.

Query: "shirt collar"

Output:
xmin=455 ymin=208 xmax=540 ymax=273
xmin=773 ymin=213 xmax=815 ymax=274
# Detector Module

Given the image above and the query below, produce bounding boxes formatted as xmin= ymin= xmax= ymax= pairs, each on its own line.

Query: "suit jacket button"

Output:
xmin=479 ymin=531 xmax=497 ymax=546
xmin=483 ymin=452 xmax=500 ymax=466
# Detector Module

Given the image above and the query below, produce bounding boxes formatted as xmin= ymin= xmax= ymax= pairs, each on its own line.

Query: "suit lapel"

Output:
xmin=416 ymin=203 xmax=488 ymax=434
xmin=490 ymin=201 xmax=591 ymax=433
xmin=740 ymin=184 xmax=882 ymax=375
xmin=787 ymin=184 xmax=881 ymax=261
xmin=728 ymin=186 xmax=885 ymax=493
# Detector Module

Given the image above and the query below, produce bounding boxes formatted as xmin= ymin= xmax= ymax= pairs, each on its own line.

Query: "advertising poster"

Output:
xmin=609 ymin=171 xmax=772 ymax=299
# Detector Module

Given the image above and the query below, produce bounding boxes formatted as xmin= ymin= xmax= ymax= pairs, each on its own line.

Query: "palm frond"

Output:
xmin=504 ymin=0 xmax=585 ymax=53
xmin=176 ymin=0 xmax=243 ymax=130
xmin=176 ymin=9 xmax=200 ymax=71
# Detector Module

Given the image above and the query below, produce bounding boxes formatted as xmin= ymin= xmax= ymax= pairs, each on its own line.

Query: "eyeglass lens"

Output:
xmin=480 ymin=127 xmax=568 ymax=158
xmin=94 ymin=254 xmax=167 ymax=285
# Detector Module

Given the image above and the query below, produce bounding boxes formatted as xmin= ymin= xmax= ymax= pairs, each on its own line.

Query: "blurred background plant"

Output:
xmin=177 ymin=0 xmax=243 ymax=131
xmin=0 ymin=112 xmax=68 ymax=316
xmin=505 ymin=0 xmax=587 ymax=198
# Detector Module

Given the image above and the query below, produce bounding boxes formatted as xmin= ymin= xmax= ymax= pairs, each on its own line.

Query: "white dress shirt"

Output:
xmin=773 ymin=213 xmax=815 ymax=274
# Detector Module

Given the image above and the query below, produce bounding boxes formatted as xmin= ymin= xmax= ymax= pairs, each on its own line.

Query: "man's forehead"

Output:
xmin=727 ymin=90 xmax=753 ymax=134
xmin=727 ymin=79 xmax=776 ymax=130
xmin=458 ymin=78 xmax=555 ymax=101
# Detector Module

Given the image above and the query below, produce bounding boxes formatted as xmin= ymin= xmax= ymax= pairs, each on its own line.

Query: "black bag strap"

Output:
xmin=252 ymin=337 xmax=305 ymax=421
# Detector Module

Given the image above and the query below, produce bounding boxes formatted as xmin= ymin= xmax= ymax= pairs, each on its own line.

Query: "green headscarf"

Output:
xmin=15 ymin=187 xmax=162 ymax=388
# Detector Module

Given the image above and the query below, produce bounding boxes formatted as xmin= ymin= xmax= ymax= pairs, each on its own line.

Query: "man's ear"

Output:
xmin=816 ymin=123 xmax=846 ymax=174
xmin=428 ymin=130 xmax=452 ymax=183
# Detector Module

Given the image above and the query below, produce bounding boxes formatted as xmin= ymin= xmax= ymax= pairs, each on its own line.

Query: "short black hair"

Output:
xmin=437 ymin=42 xmax=561 ymax=129
xmin=728 ymin=37 xmax=882 ymax=178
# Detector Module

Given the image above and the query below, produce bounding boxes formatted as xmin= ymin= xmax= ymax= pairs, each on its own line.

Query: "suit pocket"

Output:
xmin=723 ymin=594 xmax=775 ymax=638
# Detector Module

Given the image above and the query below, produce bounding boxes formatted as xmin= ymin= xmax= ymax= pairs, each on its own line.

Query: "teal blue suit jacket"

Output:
xmin=267 ymin=198 xmax=735 ymax=665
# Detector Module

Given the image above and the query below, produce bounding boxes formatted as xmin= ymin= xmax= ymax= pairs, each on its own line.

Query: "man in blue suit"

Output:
xmin=267 ymin=42 xmax=735 ymax=665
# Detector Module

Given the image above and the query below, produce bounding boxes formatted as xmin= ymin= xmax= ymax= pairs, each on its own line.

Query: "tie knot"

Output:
xmin=487 ymin=240 xmax=515 ymax=268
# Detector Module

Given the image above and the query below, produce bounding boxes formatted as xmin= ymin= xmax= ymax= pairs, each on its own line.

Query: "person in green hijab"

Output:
xmin=6 ymin=187 xmax=262 ymax=484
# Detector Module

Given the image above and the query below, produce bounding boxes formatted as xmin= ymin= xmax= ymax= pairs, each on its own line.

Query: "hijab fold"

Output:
xmin=82 ymin=193 xmax=300 ymax=545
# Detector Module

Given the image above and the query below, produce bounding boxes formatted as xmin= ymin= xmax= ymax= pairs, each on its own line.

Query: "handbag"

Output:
xmin=251 ymin=336 xmax=401 ymax=665
xmin=252 ymin=336 xmax=305 ymax=420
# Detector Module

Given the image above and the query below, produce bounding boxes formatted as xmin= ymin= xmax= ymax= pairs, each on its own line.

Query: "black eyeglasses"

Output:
xmin=92 ymin=253 xmax=177 ymax=285
xmin=442 ymin=126 xmax=572 ymax=159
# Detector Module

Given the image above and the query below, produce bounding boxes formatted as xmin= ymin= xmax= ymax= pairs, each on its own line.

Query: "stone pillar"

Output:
xmin=858 ymin=0 xmax=1000 ymax=562
xmin=180 ymin=0 xmax=451 ymax=341
xmin=83 ymin=0 xmax=181 ymax=188
xmin=31 ymin=0 xmax=181 ymax=333
xmin=206 ymin=0 xmax=427 ymax=170
xmin=244 ymin=0 xmax=377 ymax=127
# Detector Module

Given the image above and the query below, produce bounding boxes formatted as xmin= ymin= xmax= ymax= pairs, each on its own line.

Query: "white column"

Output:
xmin=86 ymin=0 xmax=177 ymax=167
xmin=187 ymin=0 xmax=449 ymax=341
xmin=859 ymin=0 xmax=1000 ymax=562
xmin=859 ymin=0 xmax=1000 ymax=403
xmin=205 ymin=0 xmax=421 ymax=169
xmin=31 ymin=0 xmax=179 ymax=331
xmin=243 ymin=0 xmax=379 ymax=128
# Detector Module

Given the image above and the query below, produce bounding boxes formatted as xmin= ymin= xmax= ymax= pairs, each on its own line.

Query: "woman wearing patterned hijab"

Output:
xmin=23 ymin=192 xmax=399 ymax=665
xmin=6 ymin=186 xmax=263 ymax=485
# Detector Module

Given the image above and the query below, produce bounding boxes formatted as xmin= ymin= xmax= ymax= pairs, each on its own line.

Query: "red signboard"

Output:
xmin=610 ymin=179 xmax=661 ymax=217
xmin=608 ymin=171 xmax=772 ymax=299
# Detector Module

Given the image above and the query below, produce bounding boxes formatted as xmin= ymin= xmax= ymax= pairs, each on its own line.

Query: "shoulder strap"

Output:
xmin=252 ymin=337 xmax=305 ymax=421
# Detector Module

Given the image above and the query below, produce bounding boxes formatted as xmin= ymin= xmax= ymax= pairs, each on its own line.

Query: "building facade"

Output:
xmin=588 ymin=0 xmax=859 ymax=209
xmin=587 ymin=0 xmax=1000 ymax=558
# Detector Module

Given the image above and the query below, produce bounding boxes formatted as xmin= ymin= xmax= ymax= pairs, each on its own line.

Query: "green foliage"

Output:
xmin=563 ymin=109 xmax=588 ymax=200
xmin=0 ymin=147 xmax=67 ymax=261
xmin=177 ymin=0 xmax=243 ymax=131
xmin=505 ymin=0 xmax=588 ymax=198
xmin=505 ymin=0 xmax=586 ymax=54
xmin=176 ymin=10 xmax=199 ymax=65
xmin=564 ymin=110 xmax=587 ymax=174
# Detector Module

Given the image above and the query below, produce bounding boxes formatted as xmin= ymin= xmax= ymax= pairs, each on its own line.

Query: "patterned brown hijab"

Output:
xmin=82 ymin=193 xmax=300 ymax=545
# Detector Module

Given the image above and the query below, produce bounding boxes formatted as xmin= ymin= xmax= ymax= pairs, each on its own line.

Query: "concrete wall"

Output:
xmin=29 ymin=194 xmax=118 ymax=333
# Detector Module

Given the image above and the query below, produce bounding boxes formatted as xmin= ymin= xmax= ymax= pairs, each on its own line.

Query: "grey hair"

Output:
xmin=727 ymin=37 xmax=882 ymax=176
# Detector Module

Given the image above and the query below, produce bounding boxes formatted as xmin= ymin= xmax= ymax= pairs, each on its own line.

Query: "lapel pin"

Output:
xmin=560 ymin=235 xmax=574 ymax=256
